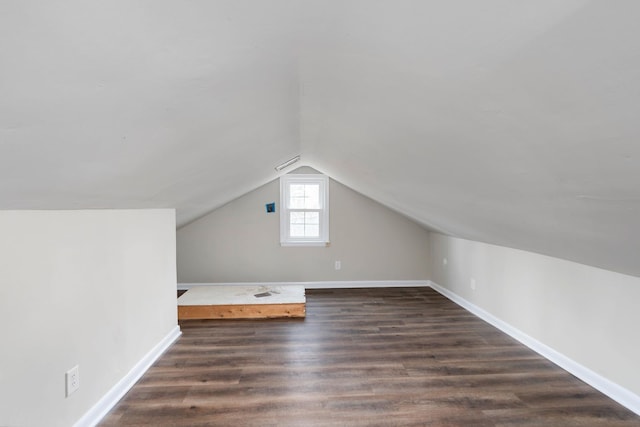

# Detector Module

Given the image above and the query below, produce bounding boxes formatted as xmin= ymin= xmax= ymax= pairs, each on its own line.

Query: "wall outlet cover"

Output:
xmin=66 ymin=365 xmax=80 ymax=397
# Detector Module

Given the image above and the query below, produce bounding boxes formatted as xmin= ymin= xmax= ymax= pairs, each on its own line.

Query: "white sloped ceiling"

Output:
xmin=0 ymin=1 xmax=302 ymax=224
xmin=299 ymin=0 xmax=640 ymax=277
xmin=2 ymin=1 xmax=640 ymax=277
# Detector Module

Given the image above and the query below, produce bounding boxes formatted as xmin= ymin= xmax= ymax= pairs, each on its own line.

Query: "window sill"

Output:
xmin=280 ymin=241 xmax=330 ymax=247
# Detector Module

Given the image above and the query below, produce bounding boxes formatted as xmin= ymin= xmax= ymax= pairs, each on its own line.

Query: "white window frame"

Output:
xmin=280 ymin=174 xmax=329 ymax=246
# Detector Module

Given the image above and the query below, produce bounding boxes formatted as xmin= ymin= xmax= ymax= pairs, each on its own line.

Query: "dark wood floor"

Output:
xmin=99 ymin=288 xmax=640 ymax=426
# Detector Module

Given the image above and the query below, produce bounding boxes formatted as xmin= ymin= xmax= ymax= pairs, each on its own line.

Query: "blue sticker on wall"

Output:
xmin=266 ymin=202 xmax=276 ymax=213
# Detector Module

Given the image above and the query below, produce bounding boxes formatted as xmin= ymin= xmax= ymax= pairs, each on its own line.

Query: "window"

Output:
xmin=280 ymin=174 xmax=329 ymax=246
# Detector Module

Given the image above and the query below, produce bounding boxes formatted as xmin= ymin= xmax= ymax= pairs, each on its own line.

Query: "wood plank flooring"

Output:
xmin=99 ymin=287 xmax=640 ymax=426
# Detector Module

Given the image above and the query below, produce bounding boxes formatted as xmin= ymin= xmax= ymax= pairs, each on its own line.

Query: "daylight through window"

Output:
xmin=280 ymin=174 xmax=329 ymax=246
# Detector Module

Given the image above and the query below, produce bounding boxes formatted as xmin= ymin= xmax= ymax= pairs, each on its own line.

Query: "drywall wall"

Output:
xmin=0 ymin=209 xmax=177 ymax=427
xmin=429 ymin=232 xmax=640 ymax=401
xmin=177 ymin=171 xmax=431 ymax=282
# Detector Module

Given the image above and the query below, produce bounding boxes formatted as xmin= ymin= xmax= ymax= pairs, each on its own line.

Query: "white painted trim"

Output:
xmin=73 ymin=326 xmax=182 ymax=427
xmin=280 ymin=174 xmax=330 ymax=246
xmin=178 ymin=280 xmax=430 ymax=291
xmin=428 ymin=281 xmax=640 ymax=417
xmin=279 ymin=241 xmax=329 ymax=247
xmin=305 ymin=280 xmax=429 ymax=289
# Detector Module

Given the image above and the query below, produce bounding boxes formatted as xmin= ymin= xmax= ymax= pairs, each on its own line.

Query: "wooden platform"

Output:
xmin=177 ymin=285 xmax=305 ymax=320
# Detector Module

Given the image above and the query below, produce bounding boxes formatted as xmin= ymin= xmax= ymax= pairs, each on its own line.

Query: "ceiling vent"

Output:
xmin=275 ymin=155 xmax=301 ymax=171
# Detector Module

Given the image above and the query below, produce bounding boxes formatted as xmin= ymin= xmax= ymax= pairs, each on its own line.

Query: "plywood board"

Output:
xmin=178 ymin=285 xmax=305 ymax=320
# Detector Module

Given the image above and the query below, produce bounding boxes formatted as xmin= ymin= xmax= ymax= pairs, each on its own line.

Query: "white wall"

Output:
xmin=177 ymin=172 xmax=431 ymax=283
xmin=429 ymin=232 xmax=640 ymax=403
xmin=0 ymin=209 xmax=178 ymax=427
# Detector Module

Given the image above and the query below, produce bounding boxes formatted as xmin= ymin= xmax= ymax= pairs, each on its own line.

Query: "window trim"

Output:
xmin=279 ymin=174 xmax=329 ymax=247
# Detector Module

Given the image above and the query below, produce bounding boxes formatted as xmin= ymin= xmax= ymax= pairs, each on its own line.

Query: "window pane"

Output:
xmin=290 ymin=185 xmax=306 ymax=198
xmin=290 ymin=197 xmax=305 ymax=209
xmin=288 ymin=183 xmax=320 ymax=209
xmin=304 ymin=184 xmax=320 ymax=209
xmin=305 ymin=224 xmax=319 ymax=237
xmin=289 ymin=211 xmax=321 ymax=238
xmin=305 ymin=211 xmax=319 ymax=225
xmin=290 ymin=224 xmax=305 ymax=237
xmin=290 ymin=185 xmax=306 ymax=208
xmin=290 ymin=212 xmax=305 ymax=224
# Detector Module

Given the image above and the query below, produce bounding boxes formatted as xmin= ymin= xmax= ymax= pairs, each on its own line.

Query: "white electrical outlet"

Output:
xmin=66 ymin=365 xmax=80 ymax=397
xmin=470 ymin=278 xmax=477 ymax=291
xmin=335 ymin=260 xmax=341 ymax=270
xmin=443 ymin=258 xmax=448 ymax=266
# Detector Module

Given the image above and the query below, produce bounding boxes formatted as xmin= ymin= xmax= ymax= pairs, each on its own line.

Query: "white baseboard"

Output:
xmin=73 ymin=326 xmax=182 ymax=427
xmin=305 ymin=280 xmax=430 ymax=289
xmin=428 ymin=281 xmax=640 ymax=417
xmin=178 ymin=280 xmax=430 ymax=290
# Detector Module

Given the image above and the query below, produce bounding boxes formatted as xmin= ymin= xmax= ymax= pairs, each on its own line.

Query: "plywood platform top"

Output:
xmin=178 ymin=284 xmax=305 ymax=306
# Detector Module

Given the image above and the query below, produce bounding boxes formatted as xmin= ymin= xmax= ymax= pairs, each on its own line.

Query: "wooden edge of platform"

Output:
xmin=178 ymin=303 xmax=306 ymax=320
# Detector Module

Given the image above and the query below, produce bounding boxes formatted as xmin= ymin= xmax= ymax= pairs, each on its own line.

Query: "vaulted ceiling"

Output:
xmin=2 ymin=1 xmax=640 ymax=277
